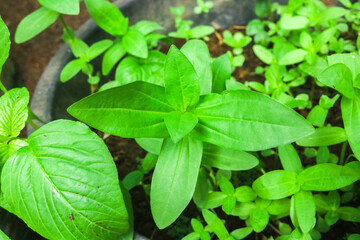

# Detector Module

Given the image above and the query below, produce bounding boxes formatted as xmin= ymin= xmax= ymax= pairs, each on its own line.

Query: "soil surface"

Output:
xmin=0 ymin=0 xmax=359 ymax=239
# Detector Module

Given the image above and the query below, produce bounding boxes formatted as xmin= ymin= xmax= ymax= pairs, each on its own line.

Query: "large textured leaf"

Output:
xmin=252 ymin=170 xmax=300 ymax=200
xmin=84 ymin=0 xmax=128 ymax=36
xmin=122 ymin=29 xmax=148 ymax=58
xmin=202 ymin=143 xmax=259 ymax=171
xmin=1 ymin=120 xmax=129 ymax=239
xmin=342 ymin=96 xmax=360 ymax=160
xmin=68 ymin=82 xmax=174 ymax=138
xmin=164 ymin=45 xmax=200 ymax=111
xmin=298 ymin=164 xmax=360 ymax=191
xmin=0 ymin=88 xmax=29 ymax=138
xmin=15 ymin=7 xmax=59 ymax=43
xmin=192 ymin=91 xmax=314 ymax=151
xmin=181 ymin=40 xmax=212 ymax=95
xmin=39 ymin=0 xmax=79 ymax=15
xmin=151 ymin=137 xmax=203 ymax=229
xmin=0 ymin=16 xmax=10 ymax=77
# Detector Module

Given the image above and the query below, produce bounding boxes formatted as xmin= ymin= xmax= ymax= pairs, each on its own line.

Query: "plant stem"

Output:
xmin=339 ymin=141 xmax=348 ymax=166
xmin=0 ymin=81 xmax=8 ymax=93
xmin=28 ymin=118 xmax=40 ymax=130
xmin=268 ymin=221 xmax=282 ymax=236
xmin=60 ymin=15 xmax=75 ymax=41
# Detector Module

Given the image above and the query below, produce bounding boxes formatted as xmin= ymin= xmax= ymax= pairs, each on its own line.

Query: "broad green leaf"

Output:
xmin=230 ymin=227 xmax=252 ymax=240
xmin=181 ymin=40 xmax=212 ymax=95
xmin=342 ymin=96 xmax=360 ymax=160
xmin=349 ymin=235 xmax=360 ymax=240
xmin=202 ymin=143 xmax=259 ymax=171
xmin=85 ymin=0 xmax=128 ymax=36
xmin=298 ymin=164 xmax=360 ymax=191
xmin=192 ymin=91 xmax=314 ymax=151
xmin=1 ymin=120 xmax=129 ymax=239
xmin=164 ymin=111 xmax=198 ymax=143
xmin=294 ymin=191 xmax=316 ymax=233
xmin=299 ymin=57 xmax=328 ymax=78
xmin=253 ymin=170 xmax=300 ymax=200
xmin=193 ymin=168 xmax=210 ymax=209
xmin=60 ymin=59 xmax=86 ymax=83
xmin=231 ymin=202 xmax=256 ymax=219
xmin=0 ymin=16 xmax=10 ymax=77
xmin=135 ymin=138 xmax=163 ymax=155
xmin=39 ymin=0 xmax=79 ymax=15
xmin=296 ymin=127 xmax=347 ymax=147
xmin=299 ymin=31 xmax=313 ymax=50
xmin=151 ymin=137 xmax=203 ymax=229
xmin=314 ymin=27 xmax=337 ymax=52
xmin=118 ymin=183 xmax=134 ymax=240
xmin=164 ymin=45 xmax=200 ymax=111
xmin=267 ymin=199 xmax=290 ymax=216
xmin=234 ymin=186 xmax=257 ymax=202
xmin=115 ymin=51 xmax=165 ymax=86
xmin=203 ymin=191 xmax=227 ymax=209
xmin=278 ymin=144 xmax=303 ymax=173
xmin=182 ymin=232 xmax=201 ymax=240
xmin=327 ymin=53 xmax=360 ymax=81
xmin=317 ymin=63 xmax=355 ymax=99
xmin=316 ymin=146 xmax=330 ymax=164
xmin=202 ymin=210 xmax=230 ymax=239
xmin=0 ymin=230 xmax=10 ymax=240
xmin=318 ymin=7 xmax=349 ymax=23
xmin=141 ymin=153 xmax=158 ymax=173
xmin=15 ymin=7 xmax=59 ymax=43
xmin=279 ymin=49 xmax=308 ymax=66
xmin=250 ymin=208 xmax=269 ymax=233
xmin=102 ymin=40 xmax=126 ymax=75
xmin=212 ymin=54 xmax=232 ymax=93
xmin=87 ymin=40 xmax=113 ymax=60
xmin=222 ymin=196 xmax=237 ymax=214
xmin=219 ymin=176 xmax=234 ymax=195
xmin=0 ymin=139 xmax=28 ymax=169
xmin=190 ymin=26 xmax=215 ymax=38
xmin=253 ymin=45 xmax=274 ymax=64
xmin=122 ymin=29 xmax=148 ymax=58
xmin=0 ymin=88 xmax=29 ymax=138
xmin=133 ymin=21 xmax=163 ymax=35
xmin=337 ymin=207 xmax=360 ymax=222
xmin=122 ymin=170 xmax=144 ymax=190
xmin=280 ymin=15 xmax=309 ymax=30
xmin=68 ymin=82 xmax=174 ymax=138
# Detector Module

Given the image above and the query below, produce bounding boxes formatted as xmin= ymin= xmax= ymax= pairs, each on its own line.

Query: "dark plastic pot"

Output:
xmin=1 ymin=0 xmax=288 ymax=239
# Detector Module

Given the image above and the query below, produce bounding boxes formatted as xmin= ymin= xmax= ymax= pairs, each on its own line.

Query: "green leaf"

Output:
xmin=102 ymin=40 xmax=126 ymax=75
xmin=190 ymin=26 xmax=215 ymax=38
xmin=181 ymin=40 xmax=212 ymax=95
xmin=253 ymin=45 xmax=274 ymax=64
xmin=234 ymin=186 xmax=257 ymax=202
xmin=135 ymin=138 xmax=163 ymax=155
xmin=231 ymin=202 xmax=256 ymax=219
xmin=294 ymin=191 xmax=316 ymax=233
xmin=317 ymin=63 xmax=355 ymax=99
xmin=349 ymin=234 xmax=360 ymax=240
xmin=327 ymin=53 xmax=360 ymax=81
xmin=1 ymin=120 xmax=129 ymax=239
xmin=0 ymin=88 xmax=29 ymax=138
xmin=219 ymin=176 xmax=234 ymax=195
xmin=250 ymin=208 xmax=269 ymax=233
xmin=115 ymin=51 xmax=165 ymax=86
xmin=299 ymin=31 xmax=313 ymax=50
xmin=296 ymin=127 xmax=347 ymax=147
xmin=164 ymin=111 xmax=198 ymax=143
xmin=0 ymin=230 xmax=10 ymax=240
xmin=122 ymin=170 xmax=144 ymax=190
xmin=151 ymin=137 xmax=203 ymax=229
xmin=87 ymin=39 xmax=113 ymax=60
xmin=212 ymin=54 xmax=232 ymax=93
xmin=122 ymin=29 xmax=148 ymax=58
xmin=278 ymin=144 xmax=303 ymax=173
xmin=280 ymin=14 xmax=309 ymax=30
xmin=192 ymin=91 xmax=314 ymax=151
xmin=267 ymin=199 xmax=290 ymax=216
xmin=203 ymin=191 xmax=227 ymax=209
xmin=193 ymin=168 xmax=210 ymax=209
xmin=15 ymin=7 xmax=59 ymax=43
xmin=202 ymin=209 xmax=230 ymax=239
xmin=253 ymin=170 xmax=300 ymax=200
xmin=68 ymin=82 xmax=174 ymax=138
xmin=279 ymin=49 xmax=308 ymax=66
xmin=133 ymin=20 xmax=163 ymax=35
xmin=255 ymin=0 xmax=271 ymax=18
xmin=342 ymin=96 xmax=360 ymax=160
xmin=0 ymin=139 xmax=28 ymax=170
xmin=164 ymin=45 xmax=200 ymax=111
xmin=84 ymin=0 xmax=128 ymax=36
xmin=230 ymin=227 xmax=252 ymax=240
xmin=316 ymin=146 xmax=330 ymax=164
xmin=318 ymin=7 xmax=349 ymax=23
xmin=298 ymin=164 xmax=360 ymax=191
xmin=60 ymin=59 xmax=86 ymax=83
xmin=182 ymin=232 xmax=201 ymax=240
xmin=222 ymin=196 xmax=237 ymax=215
xmin=202 ymin=143 xmax=259 ymax=171
xmin=0 ymin=16 xmax=10 ymax=77
xmin=39 ymin=0 xmax=79 ymax=15
xmin=337 ymin=207 xmax=360 ymax=222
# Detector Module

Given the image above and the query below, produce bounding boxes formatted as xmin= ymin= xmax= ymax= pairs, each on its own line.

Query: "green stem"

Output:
xmin=344 ymin=154 xmax=356 ymax=165
xmin=60 ymin=15 xmax=75 ymax=41
xmin=339 ymin=141 xmax=348 ymax=166
xmin=28 ymin=118 xmax=40 ymax=130
xmin=0 ymin=81 xmax=7 ymax=93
